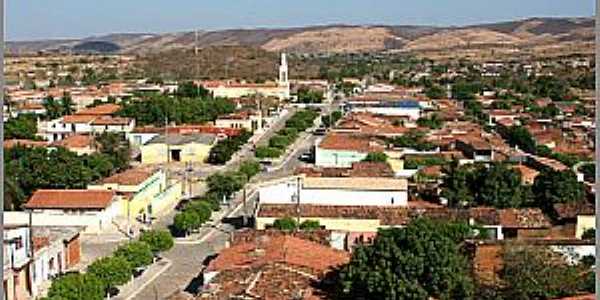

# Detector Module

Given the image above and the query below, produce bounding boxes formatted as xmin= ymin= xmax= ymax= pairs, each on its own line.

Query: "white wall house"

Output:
xmin=259 ymin=176 xmax=408 ymax=207
xmin=38 ymin=115 xmax=135 ymax=142
xmin=22 ymin=190 xmax=121 ymax=233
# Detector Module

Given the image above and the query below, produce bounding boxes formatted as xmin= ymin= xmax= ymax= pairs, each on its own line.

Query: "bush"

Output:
xmin=173 ymin=210 xmax=202 ymax=235
xmin=238 ymin=160 xmax=261 ymax=179
xmin=581 ymin=228 xmax=595 ymax=240
xmin=186 ymin=201 xmax=213 ymax=223
xmin=47 ymin=272 xmax=104 ymax=300
xmin=362 ymin=152 xmax=388 ymax=163
xmin=273 ymin=217 xmax=298 ymax=231
xmin=114 ymin=241 xmax=154 ymax=269
xmin=139 ymin=229 xmax=174 ymax=253
xmin=87 ymin=256 xmax=132 ymax=292
xmin=299 ymin=220 xmax=321 ymax=231
xmin=269 ymin=134 xmax=293 ymax=149
xmin=255 ymin=146 xmax=282 ymax=158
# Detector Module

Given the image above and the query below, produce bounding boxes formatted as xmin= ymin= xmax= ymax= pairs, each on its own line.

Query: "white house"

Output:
xmin=259 ymin=175 xmax=408 ymax=207
xmin=23 ymin=190 xmax=121 ymax=233
xmin=38 ymin=115 xmax=135 ymax=142
xmin=346 ymin=99 xmax=422 ymax=120
xmin=3 ymin=224 xmax=32 ymax=300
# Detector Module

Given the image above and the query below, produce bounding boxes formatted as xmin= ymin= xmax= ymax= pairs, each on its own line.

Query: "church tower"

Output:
xmin=278 ymin=53 xmax=290 ymax=99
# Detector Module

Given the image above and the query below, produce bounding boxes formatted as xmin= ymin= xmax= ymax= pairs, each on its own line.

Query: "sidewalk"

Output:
xmin=113 ymin=258 xmax=173 ymax=300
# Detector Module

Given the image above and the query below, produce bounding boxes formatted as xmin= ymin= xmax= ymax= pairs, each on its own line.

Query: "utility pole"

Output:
xmin=295 ymin=176 xmax=301 ymax=228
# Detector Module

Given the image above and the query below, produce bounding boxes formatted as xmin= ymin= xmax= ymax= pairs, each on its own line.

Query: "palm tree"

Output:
xmin=43 ymin=96 xmax=62 ymax=119
xmin=60 ymin=92 xmax=75 ymax=115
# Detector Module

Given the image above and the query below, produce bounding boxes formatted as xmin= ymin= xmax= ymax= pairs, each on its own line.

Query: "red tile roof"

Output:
xmin=25 ymin=190 xmax=116 ymax=209
xmin=53 ymin=134 xmax=92 ymax=149
xmin=4 ymin=139 xmax=49 ymax=149
xmin=206 ymin=235 xmax=349 ymax=274
xmin=101 ymin=168 xmax=156 ymax=186
xmin=297 ymin=162 xmax=394 ymax=178
xmin=91 ymin=116 xmax=132 ymax=126
xmin=75 ymin=104 xmax=121 ymax=116
xmin=318 ymin=133 xmax=385 ymax=153
xmin=62 ymin=115 xmax=96 ymax=124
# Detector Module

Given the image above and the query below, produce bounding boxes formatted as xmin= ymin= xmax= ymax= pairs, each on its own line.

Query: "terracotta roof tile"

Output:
xmin=101 ymin=168 xmax=157 ymax=186
xmin=25 ymin=189 xmax=116 ymax=209
xmin=53 ymin=134 xmax=92 ymax=149
xmin=318 ymin=133 xmax=385 ymax=153
xmin=75 ymin=104 xmax=121 ymax=116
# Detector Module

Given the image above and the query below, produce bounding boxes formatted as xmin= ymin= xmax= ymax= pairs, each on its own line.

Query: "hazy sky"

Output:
xmin=8 ymin=0 xmax=595 ymax=40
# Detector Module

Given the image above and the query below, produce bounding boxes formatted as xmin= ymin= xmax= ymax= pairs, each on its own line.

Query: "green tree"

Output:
xmin=43 ymin=96 xmax=63 ymax=120
xmin=416 ymin=113 xmax=444 ymax=129
xmin=475 ymin=163 xmax=530 ymax=208
xmin=273 ymin=217 xmax=298 ymax=231
xmin=501 ymin=245 xmax=592 ymax=299
xmin=47 ymin=273 xmax=104 ymax=300
xmin=87 ymin=256 xmax=132 ymax=292
xmin=339 ymin=219 xmax=475 ymax=300
xmin=581 ymin=228 xmax=595 ymax=240
xmin=441 ymin=162 xmax=476 ymax=207
xmin=5 ymin=114 xmax=38 ymax=140
xmin=498 ymin=126 xmax=536 ymax=153
xmin=299 ymin=220 xmax=321 ymax=231
xmin=362 ymin=152 xmax=388 ymax=163
xmin=95 ymin=132 xmax=131 ymax=171
xmin=61 ymin=93 xmax=75 ymax=116
xmin=139 ymin=229 xmax=174 ymax=253
xmin=114 ymin=241 xmax=154 ymax=269
xmin=255 ymin=146 xmax=282 ymax=158
xmin=206 ymin=172 xmax=245 ymax=201
xmin=238 ymin=160 xmax=261 ymax=179
xmin=173 ymin=210 xmax=202 ymax=235
xmin=532 ymin=169 xmax=585 ymax=213
xmin=425 ymin=84 xmax=446 ymax=99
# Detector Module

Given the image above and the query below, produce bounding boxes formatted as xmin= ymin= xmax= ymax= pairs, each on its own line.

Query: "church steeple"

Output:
xmin=278 ymin=53 xmax=289 ymax=86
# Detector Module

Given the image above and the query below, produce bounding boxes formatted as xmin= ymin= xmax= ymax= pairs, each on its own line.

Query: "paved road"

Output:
xmin=130 ymin=102 xmax=340 ymax=299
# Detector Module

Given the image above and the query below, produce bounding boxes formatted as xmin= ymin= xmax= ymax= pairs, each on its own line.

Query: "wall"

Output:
xmin=141 ymin=143 xmax=212 ymax=164
xmin=315 ymin=147 xmax=367 ymax=168
xmin=256 ymin=216 xmax=381 ymax=233
xmin=576 ymin=215 xmax=594 ymax=238
xmin=259 ymin=180 xmax=408 ymax=207
xmin=65 ymin=236 xmax=81 ymax=269
xmin=150 ymin=182 xmax=183 ymax=218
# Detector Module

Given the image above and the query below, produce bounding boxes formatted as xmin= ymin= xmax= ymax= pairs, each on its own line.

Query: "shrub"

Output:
xmin=362 ymin=152 xmax=388 ymax=163
xmin=114 ymin=241 xmax=154 ymax=269
xmin=186 ymin=201 xmax=213 ymax=224
xmin=87 ymin=256 xmax=132 ymax=292
xmin=255 ymin=146 xmax=282 ymax=158
xmin=139 ymin=229 xmax=175 ymax=253
xmin=173 ymin=210 xmax=202 ymax=235
xmin=273 ymin=217 xmax=298 ymax=231
xmin=299 ymin=220 xmax=321 ymax=231
xmin=47 ymin=272 xmax=104 ymax=300
xmin=581 ymin=228 xmax=595 ymax=240
xmin=238 ymin=160 xmax=261 ymax=179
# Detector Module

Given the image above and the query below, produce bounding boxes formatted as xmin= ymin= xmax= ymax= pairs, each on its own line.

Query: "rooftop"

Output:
xmin=146 ymin=133 xmax=216 ymax=145
xmin=318 ymin=133 xmax=385 ymax=153
xmin=101 ymin=167 xmax=157 ymax=186
xmin=25 ymin=190 xmax=116 ymax=210
xmin=53 ymin=134 xmax=92 ymax=149
xmin=75 ymin=103 xmax=121 ymax=116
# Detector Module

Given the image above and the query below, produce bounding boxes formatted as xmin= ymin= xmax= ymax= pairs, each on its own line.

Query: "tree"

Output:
xmin=581 ymin=228 xmax=595 ymax=240
xmin=255 ymin=146 xmax=282 ymax=159
xmin=425 ymin=84 xmax=446 ymax=99
xmin=238 ymin=160 xmax=261 ymax=179
xmin=441 ymin=162 xmax=476 ymax=207
xmin=173 ymin=210 xmax=202 ymax=236
xmin=206 ymin=172 xmax=245 ymax=201
xmin=5 ymin=114 xmax=38 ymax=140
xmin=501 ymin=245 xmax=592 ymax=299
xmin=139 ymin=229 xmax=174 ymax=253
xmin=475 ymin=163 xmax=530 ymax=208
xmin=47 ymin=273 xmax=104 ymax=300
xmin=416 ymin=113 xmax=444 ymax=129
xmin=362 ymin=152 xmax=388 ymax=163
xmin=498 ymin=126 xmax=536 ymax=153
xmin=299 ymin=220 xmax=321 ymax=231
xmin=114 ymin=241 xmax=154 ymax=269
xmin=43 ymin=96 xmax=63 ymax=120
xmin=87 ymin=256 xmax=132 ymax=292
xmin=273 ymin=217 xmax=298 ymax=231
xmin=297 ymin=86 xmax=324 ymax=103
xmin=95 ymin=132 xmax=131 ymax=172
xmin=61 ymin=93 xmax=75 ymax=115
xmin=532 ymin=169 xmax=585 ymax=213
xmin=339 ymin=219 xmax=475 ymax=300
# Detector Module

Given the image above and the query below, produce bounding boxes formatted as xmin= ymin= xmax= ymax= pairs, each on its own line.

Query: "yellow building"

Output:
xmin=140 ymin=133 xmax=216 ymax=164
xmin=576 ymin=215 xmax=595 ymax=239
xmin=88 ymin=167 xmax=181 ymax=223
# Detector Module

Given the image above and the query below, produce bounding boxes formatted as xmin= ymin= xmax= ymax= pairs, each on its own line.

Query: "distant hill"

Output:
xmin=72 ymin=41 xmax=121 ymax=53
xmin=7 ymin=17 xmax=594 ymax=57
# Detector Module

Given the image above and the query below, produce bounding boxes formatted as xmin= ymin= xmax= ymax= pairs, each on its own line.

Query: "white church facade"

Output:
xmin=201 ymin=53 xmax=291 ymax=100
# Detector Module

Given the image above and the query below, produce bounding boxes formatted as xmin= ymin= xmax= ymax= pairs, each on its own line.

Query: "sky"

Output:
xmin=8 ymin=0 xmax=595 ymax=41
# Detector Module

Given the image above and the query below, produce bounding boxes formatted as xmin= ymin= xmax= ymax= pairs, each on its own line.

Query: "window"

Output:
xmin=14 ymin=237 xmax=23 ymax=250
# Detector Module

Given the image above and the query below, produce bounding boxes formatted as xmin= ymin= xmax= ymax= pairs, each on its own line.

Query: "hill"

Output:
xmin=7 ymin=17 xmax=594 ymax=58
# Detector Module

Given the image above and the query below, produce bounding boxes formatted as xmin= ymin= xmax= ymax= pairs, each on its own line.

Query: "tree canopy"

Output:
xmin=339 ymin=219 xmax=475 ymax=300
xmin=532 ymin=169 xmax=585 ymax=213
xmin=5 ymin=114 xmax=38 ymax=140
